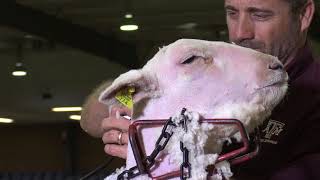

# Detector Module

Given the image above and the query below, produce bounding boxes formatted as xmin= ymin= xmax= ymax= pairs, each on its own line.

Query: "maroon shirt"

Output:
xmin=234 ymin=44 xmax=320 ymax=180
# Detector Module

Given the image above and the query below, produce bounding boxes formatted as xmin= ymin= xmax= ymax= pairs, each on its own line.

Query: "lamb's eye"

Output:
xmin=182 ymin=55 xmax=198 ymax=64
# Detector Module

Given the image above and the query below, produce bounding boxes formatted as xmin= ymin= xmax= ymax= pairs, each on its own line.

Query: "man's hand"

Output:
xmin=101 ymin=106 xmax=131 ymax=159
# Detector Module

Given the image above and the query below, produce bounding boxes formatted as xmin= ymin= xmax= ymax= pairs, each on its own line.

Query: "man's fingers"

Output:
xmin=104 ymin=144 xmax=128 ymax=159
xmin=110 ymin=106 xmax=132 ymax=118
xmin=101 ymin=117 xmax=130 ymax=132
xmin=102 ymin=106 xmax=131 ymax=132
xmin=101 ymin=106 xmax=131 ymax=160
xmin=102 ymin=130 xmax=128 ymax=144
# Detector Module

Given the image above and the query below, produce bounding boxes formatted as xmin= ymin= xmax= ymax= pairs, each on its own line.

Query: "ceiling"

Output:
xmin=0 ymin=0 xmax=319 ymax=124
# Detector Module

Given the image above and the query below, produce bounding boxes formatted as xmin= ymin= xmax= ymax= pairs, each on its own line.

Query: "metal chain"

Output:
xmin=117 ymin=108 xmax=192 ymax=180
xmin=145 ymin=117 xmax=177 ymax=168
xmin=179 ymin=108 xmax=191 ymax=180
xmin=179 ymin=108 xmax=188 ymax=132
xmin=180 ymin=142 xmax=191 ymax=180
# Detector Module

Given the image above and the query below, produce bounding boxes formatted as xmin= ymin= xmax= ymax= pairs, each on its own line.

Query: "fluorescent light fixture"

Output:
xmin=12 ymin=62 xmax=27 ymax=77
xmin=125 ymin=13 xmax=133 ymax=19
xmin=69 ymin=115 xmax=81 ymax=121
xmin=12 ymin=71 xmax=27 ymax=76
xmin=120 ymin=24 xmax=138 ymax=31
xmin=0 ymin=118 xmax=14 ymax=123
xmin=52 ymin=107 xmax=82 ymax=112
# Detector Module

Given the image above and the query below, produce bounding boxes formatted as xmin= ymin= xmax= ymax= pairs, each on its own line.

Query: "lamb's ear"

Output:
xmin=98 ymin=69 xmax=158 ymax=107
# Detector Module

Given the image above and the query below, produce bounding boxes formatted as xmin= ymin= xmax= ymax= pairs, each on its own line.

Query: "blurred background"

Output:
xmin=0 ymin=0 xmax=319 ymax=179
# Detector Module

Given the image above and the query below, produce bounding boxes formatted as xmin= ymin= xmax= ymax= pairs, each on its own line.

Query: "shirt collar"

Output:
xmin=285 ymin=43 xmax=314 ymax=83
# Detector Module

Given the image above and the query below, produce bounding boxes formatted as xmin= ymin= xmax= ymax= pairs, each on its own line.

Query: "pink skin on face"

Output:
xmin=100 ymin=39 xmax=288 ymax=177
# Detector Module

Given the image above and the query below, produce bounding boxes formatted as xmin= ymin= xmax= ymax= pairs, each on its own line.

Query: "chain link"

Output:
xmin=179 ymin=108 xmax=191 ymax=180
xmin=180 ymin=142 xmax=191 ymax=180
xmin=117 ymin=166 xmax=140 ymax=180
xmin=179 ymin=108 xmax=188 ymax=132
xmin=145 ymin=117 xmax=176 ymax=168
xmin=117 ymin=108 xmax=191 ymax=180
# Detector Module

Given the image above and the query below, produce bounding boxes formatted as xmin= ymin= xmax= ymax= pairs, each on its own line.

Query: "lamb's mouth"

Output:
xmin=255 ymin=81 xmax=288 ymax=90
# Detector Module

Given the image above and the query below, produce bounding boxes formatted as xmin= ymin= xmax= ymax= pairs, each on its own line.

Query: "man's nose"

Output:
xmin=236 ymin=15 xmax=254 ymax=40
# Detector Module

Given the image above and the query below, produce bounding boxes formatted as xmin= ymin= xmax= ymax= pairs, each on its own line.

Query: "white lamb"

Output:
xmin=100 ymin=39 xmax=288 ymax=179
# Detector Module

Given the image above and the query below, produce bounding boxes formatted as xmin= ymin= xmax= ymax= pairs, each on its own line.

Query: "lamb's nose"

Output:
xmin=268 ymin=63 xmax=283 ymax=71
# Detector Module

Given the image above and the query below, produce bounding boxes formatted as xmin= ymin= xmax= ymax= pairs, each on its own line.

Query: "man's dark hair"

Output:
xmin=285 ymin=0 xmax=309 ymax=15
xmin=285 ymin=0 xmax=320 ymax=15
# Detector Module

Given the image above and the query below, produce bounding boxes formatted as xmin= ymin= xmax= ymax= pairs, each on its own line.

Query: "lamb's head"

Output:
xmin=99 ymin=39 xmax=288 ymax=133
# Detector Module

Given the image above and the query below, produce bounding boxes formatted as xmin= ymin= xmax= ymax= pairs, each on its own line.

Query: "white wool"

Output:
xmin=210 ymin=161 xmax=233 ymax=180
xmin=211 ymin=96 xmax=271 ymax=135
xmin=164 ymin=110 xmax=231 ymax=180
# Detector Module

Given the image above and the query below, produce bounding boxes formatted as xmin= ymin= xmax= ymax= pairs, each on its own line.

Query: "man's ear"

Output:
xmin=300 ymin=0 xmax=315 ymax=32
xmin=99 ymin=69 xmax=158 ymax=107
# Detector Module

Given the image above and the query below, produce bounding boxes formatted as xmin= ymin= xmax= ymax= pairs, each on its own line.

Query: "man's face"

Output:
xmin=225 ymin=0 xmax=302 ymax=65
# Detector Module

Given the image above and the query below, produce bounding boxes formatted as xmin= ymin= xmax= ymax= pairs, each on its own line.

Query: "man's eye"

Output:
xmin=226 ymin=10 xmax=238 ymax=19
xmin=182 ymin=55 xmax=198 ymax=64
xmin=252 ymin=13 xmax=272 ymax=20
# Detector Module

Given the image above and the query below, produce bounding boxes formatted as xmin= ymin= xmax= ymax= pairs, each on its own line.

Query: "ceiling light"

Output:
xmin=12 ymin=62 xmax=27 ymax=76
xmin=177 ymin=22 xmax=198 ymax=30
xmin=13 ymin=44 xmax=27 ymax=77
xmin=120 ymin=8 xmax=138 ymax=31
xmin=120 ymin=24 xmax=139 ymax=31
xmin=69 ymin=115 xmax=81 ymax=121
xmin=125 ymin=13 xmax=133 ymax=19
xmin=0 ymin=118 xmax=14 ymax=123
xmin=52 ymin=107 xmax=82 ymax=112
xmin=24 ymin=34 xmax=34 ymax=39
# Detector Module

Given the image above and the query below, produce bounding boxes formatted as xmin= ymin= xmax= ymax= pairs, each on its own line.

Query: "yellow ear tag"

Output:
xmin=115 ymin=87 xmax=135 ymax=109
